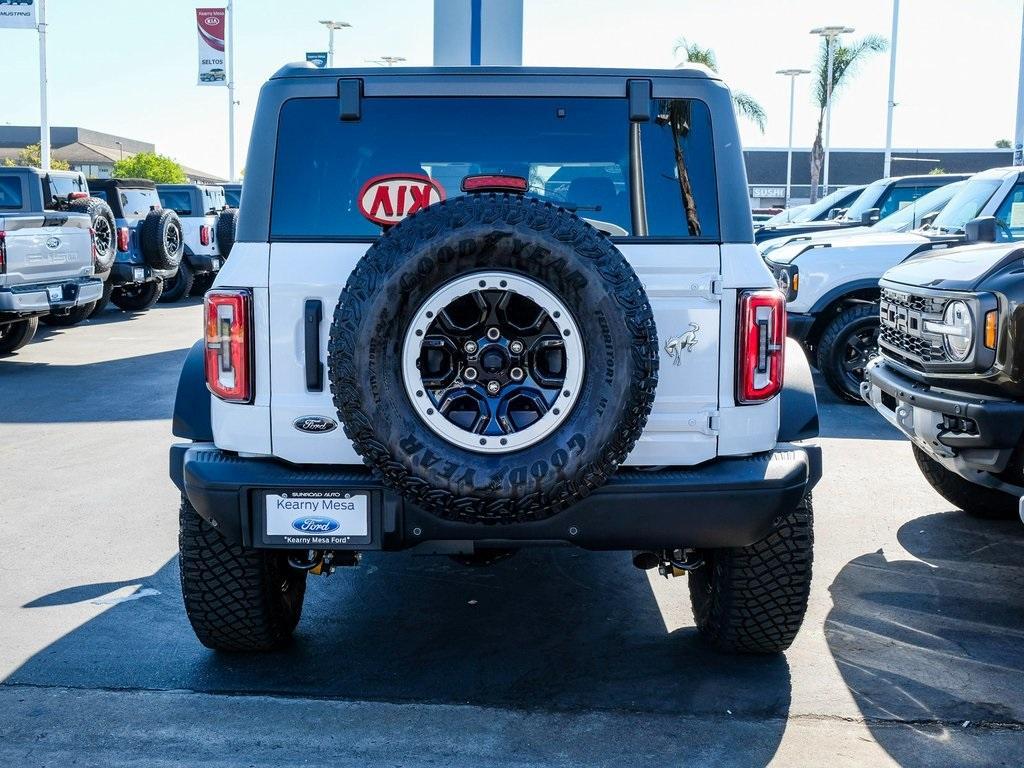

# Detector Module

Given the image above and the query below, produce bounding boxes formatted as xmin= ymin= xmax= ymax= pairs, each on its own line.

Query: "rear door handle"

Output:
xmin=304 ymin=299 xmax=323 ymax=391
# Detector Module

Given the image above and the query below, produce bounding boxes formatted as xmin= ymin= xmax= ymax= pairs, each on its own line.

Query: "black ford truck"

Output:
xmin=863 ymin=214 xmax=1024 ymax=521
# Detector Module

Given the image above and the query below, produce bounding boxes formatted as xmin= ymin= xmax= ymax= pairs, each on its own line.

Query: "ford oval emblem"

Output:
xmin=292 ymin=516 xmax=341 ymax=534
xmin=294 ymin=415 xmax=338 ymax=434
xmin=46 ymin=237 xmax=61 ymax=250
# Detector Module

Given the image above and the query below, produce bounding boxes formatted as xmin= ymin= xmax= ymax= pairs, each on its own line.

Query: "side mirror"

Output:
xmin=964 ymin=216 xmax=998 ymax=243
xmin=827 ymin=207 xmax=843 ymax=220
xmin=861 ymin=208 xmax=880 ymax=225
xmin=920 ymin=211 xmax=938 ymax=228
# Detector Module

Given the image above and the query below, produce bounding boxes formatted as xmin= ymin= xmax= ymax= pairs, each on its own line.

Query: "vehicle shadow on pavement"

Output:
xmin=814 ymin=378 xmax=903 ymax=441
xmin=0 ymin=347 xmax=189 ymax=422
xmin=825 ymin=510 xmax=1024 ymax=767
xmin=8 ymin=548 xmax=793 ymax=764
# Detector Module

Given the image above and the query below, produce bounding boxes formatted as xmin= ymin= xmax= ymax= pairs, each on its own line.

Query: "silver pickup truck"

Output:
xmin=0 ymin=168 xmax=105 ymax=355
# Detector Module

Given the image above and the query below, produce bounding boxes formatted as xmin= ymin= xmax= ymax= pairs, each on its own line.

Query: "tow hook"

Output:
xmin=632 ymin=548 xmax=704 ymax=577
xmin=288 ymin=550 xmax=361 ymax=576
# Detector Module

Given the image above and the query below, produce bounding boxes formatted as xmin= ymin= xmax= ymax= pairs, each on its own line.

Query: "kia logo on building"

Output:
xmin=45 ymin=237 xmax=61 ymax=250
xmin=293 ymin=415 xmax=338 ymax=434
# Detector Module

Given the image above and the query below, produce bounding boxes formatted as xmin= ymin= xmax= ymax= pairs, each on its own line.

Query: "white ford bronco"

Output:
xmin=170 ymin=66 xmax=822 ymax=655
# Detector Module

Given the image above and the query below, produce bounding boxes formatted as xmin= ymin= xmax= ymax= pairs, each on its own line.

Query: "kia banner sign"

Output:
xmin=0 ymin=0 xmax=38 ymax=29
xmin=196 ymin=8 xmax=227 ymax=86
xmin=306 ymin=52 xmax=328 ymax=69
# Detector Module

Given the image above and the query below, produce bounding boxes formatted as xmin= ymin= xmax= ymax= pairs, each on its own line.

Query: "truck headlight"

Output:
xmin=766 ymin=262 xmax=799 ymax=302
xmin=941 ymin=300 xmax=973 ymax=361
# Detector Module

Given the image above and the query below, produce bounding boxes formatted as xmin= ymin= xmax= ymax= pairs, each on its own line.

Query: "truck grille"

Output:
xmin=878 ymin=287 xmax=949 ymax=367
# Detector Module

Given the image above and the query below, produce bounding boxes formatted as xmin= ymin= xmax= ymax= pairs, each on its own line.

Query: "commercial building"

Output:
xmin=0 ymin=126 xmax=226 ymax=184
xmin=745 ymin=147 xmax=1013 ymax=208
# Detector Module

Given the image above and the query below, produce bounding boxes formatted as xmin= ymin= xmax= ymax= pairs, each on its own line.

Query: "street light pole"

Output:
xmin=319 ymin=20 xmax=351 ymax=68
xmin=811 ymin=26 xmax=854 ymax=198
xmin=1015 ymin=3 xmax=1024 ymax=166
xmin=38 ymin=0 xmax=49 ymax=171
xmin=883 ymin=0 xmax=900 ymax=177
xmin=227 ymin=0 xmax=237 ymax=182
xmin=777 ymin=69 xmax=810 ymax=209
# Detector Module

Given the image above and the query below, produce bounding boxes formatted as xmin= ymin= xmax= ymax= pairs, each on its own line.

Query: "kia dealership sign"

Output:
xmin=0 ymin=0 xmax=37 ymax=29
xmin=196 ymin=8 xmax=226 ymax=86
xmin=358 ymin=174 xmax=446 ymax=226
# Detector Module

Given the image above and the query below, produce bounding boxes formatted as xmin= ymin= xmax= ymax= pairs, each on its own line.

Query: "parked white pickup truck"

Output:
xmin=763 ymin=167 xmax=1022 ymax=401
xmin=0 ymin=168 xmax=104 ymax=355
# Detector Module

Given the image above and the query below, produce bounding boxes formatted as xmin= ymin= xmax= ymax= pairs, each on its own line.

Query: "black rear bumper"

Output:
xmin=170 ymin=443 xmax=822 ymax=552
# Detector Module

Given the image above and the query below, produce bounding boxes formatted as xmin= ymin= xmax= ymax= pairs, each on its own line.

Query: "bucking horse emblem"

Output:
xmin=664 ymin=323 xmax=700 ymax=366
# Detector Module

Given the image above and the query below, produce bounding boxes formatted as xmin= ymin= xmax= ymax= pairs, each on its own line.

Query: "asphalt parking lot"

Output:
xmin=1 ymin=300 xmax=1023 ymax=767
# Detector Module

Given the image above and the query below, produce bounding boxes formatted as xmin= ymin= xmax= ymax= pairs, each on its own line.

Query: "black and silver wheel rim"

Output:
xmin=401 ymin=271 xmax=584 ymax=454
xmin=94 ymin=217 xmax=113 ymax=262
xmin=841 ymin=322 xmax=879 ymax=391
xmin=165 ymin=224 xmax=182 ymax=257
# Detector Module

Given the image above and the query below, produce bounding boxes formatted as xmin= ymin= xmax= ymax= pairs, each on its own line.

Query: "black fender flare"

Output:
xmin=779 ymin=338 xmax=819 ymax=443
xmin=172 ymin=340 xmax=212 ymax=441
xmin=808 ymin=278 xmax=880 ymax=315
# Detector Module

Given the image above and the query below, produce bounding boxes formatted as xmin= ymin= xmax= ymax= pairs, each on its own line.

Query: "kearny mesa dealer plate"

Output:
xmin=261 ymin=491 xmax=370 ymax=548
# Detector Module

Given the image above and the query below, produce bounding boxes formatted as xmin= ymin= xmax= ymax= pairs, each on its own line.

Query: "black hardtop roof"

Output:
xmin=270 ymin=64 xmax=718 ymax=83
xmin=88 ymin=178 xmax=156 ymax=190
xmin=156 ymin=183 xmax=224 ymax=191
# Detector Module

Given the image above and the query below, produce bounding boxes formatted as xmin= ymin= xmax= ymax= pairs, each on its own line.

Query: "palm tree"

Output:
xmin=673 ymin=39 xmax=766 ymax=132
xmin=808 ymin=35 xmax=888 ymax=201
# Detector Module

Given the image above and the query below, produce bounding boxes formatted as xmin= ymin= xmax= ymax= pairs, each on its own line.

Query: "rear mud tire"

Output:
xmin=689 ymin=494 xmax=814 ymax=654
xmin=215 ymin=208 xmax=238 ymax=258
xmin=816 ymin=303 xmax=879 ymax=404
xmin=159 ymin=261 xmax=194 ymax=303
xmin=111 ymin=280 xmax=163 ymax=312
xmin=178 ymin=496 xmax=306 ymax=652
xmin=912 ymin=445 xmax=1020 ymax=519
xmin=88 ymin=281 xmax=113 ymax=318
xmin=0 ymin=317 xmax=38 ymax=355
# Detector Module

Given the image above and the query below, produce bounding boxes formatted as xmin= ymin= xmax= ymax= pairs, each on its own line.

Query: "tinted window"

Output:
xmin=873 ymin=181 xmax=964 ymax=233
xmin=158 ymin=190 xmax=193 ymax=216
xmin=91 ymin=189 xmax=109 ymax=202
xmin=876 ymin=184 xmax=937 ymax=218
xmin=203 ymin=187 xmax=226 ymax=213
xmin=640 ymin=99 xmax=719 ymax=238
xmin=931 ymin=178 xmax=1002 ymax=233
xmin=119 ymin=188 xmax=162 ymax=218
xmin=843 ymin=180 xmax=891 ymax=221
xmin=993 ymin=183 xmax=1024 ymax=242
xmin=224 ymin=188 xmax=241 ymax=208
xmin=0 ymin=176 xmax=23 ymax=209
xmin=270 ymin=96 xmax=718 ymax=240
xmin=47 ymin=173 xmax=85 ymax=202
xmin=790 ymin=186 xmax=862 ymax=223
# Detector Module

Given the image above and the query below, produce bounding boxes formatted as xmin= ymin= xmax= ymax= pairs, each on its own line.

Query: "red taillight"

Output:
xmin=461 ymin=174 xmax=529 ymax=194
xmin=88 ymin=227 xmax=97 ymax=264
xmin=0 ymin=231 xmax=6 ymax=273
xmin=737 ymin=290 xmax=786 ymax=404
xmin=205 ymin=290 xmax=252 ymax=403
xmin=200 ymin=225 xmax=211 ymax=246
xmin=117 ymin=227 xmax=130 ymax=252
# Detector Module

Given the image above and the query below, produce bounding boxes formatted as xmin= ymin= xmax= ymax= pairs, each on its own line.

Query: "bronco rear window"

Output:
xmin=270 ymin=96 xmax=719 ymax=240
xmin=0 ymin=176 xmax=22 ymax=210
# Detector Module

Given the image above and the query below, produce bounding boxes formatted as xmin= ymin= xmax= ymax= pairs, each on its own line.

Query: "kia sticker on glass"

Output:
xmin=195 ymin=7 xmax=227 ymax=86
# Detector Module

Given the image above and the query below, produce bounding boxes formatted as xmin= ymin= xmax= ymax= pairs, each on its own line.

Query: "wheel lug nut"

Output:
xmin=487 ymin=380 xmax=500 ymax=394
xmin=509 ymin=340 xmax=524 ymax=354
xmin=510 ymin=367 xmax=525 ymax=381
xmin=486 ymin=327 xmax=501 ymax=341
xmin=464 ymin=367 xmax=478 ymax=381
xmin=464 ymin=341 xmax=478 ymax=354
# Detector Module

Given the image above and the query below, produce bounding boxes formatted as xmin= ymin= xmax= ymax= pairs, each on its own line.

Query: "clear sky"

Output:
xmin=2 ymin=0 xmax=1021 ymax=178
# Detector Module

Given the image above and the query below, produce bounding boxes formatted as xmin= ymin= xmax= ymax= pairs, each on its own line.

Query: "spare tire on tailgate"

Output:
xmin=141 ymin=208 xmax=184 ymax=270
xmin=328 ymin=193 xmax=659 ymax=525
xmin=215 ymin=208 xmax=238 ymax=258
xmin=67 ymin=197 xmax=116 ymax=271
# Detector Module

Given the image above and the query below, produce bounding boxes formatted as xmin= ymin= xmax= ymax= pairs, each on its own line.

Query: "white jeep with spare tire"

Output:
xmin=169 ymin=65 xmax=822 ymax=655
